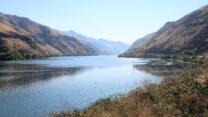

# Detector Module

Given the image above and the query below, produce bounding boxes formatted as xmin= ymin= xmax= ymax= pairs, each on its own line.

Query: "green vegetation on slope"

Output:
xmin=0 ymin=50 xmax=24 ymax=60
xmin=52 ymin=59 xmax=208 ymax=117
xmin=118 ymin=52 xmax=137 ymax=58
xmin=119 ymin=51 xmax=208 ymax=65
xmin=0 ymin=50 xmax=60 ymax=60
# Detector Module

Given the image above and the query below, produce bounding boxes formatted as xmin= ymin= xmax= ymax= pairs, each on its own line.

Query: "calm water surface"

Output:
xmin=0 ymin=55 xmax=192 ymax=117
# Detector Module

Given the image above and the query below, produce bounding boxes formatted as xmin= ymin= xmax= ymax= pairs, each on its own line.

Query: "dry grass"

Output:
xmin=52 ymin=61 xmax=208 ymax=117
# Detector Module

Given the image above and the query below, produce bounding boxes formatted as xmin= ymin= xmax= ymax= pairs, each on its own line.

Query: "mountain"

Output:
xmin=0 ymin=12 xmax=95 ymax=60
xmin=128 ymin=33 xmax=154 ymax=51
xmin=63 ymin=30 xmax=129 ymax=55
xmin=121 ymin=5 xmax=208 ymax=57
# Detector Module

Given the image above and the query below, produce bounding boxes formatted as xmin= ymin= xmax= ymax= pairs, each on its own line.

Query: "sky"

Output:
xmin=0 ymin=0 xmax=207 ymax=44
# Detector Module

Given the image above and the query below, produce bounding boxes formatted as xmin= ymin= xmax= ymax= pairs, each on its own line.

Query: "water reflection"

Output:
xmin=0 ymin=56 xmax=198 ymax=117
xmin=134 ymin=59 xmax=198 ymax=77
xmin=0 ymin=64 xmax=86 ymax=89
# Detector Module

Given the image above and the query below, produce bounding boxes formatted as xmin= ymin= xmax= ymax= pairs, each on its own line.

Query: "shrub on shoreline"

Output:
xmin=52 ymin=60 xmax=208 ymax=117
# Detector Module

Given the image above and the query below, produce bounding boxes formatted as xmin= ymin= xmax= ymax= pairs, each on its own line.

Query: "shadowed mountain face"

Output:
xmin=127 ymin=5 xmax=208 ymax=57
xmin=0 ymin=12 xmax=96 ymax=59
xmin=63 ymin=30 xmax=129 ymax=55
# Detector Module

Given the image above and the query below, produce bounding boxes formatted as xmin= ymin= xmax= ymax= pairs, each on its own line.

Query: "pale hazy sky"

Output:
xmin=0 ymin=0 xmax=207 ymax=44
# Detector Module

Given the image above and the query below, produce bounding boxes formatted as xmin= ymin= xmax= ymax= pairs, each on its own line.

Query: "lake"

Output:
xmin=0 ymin=55 xmax=195 ymax=117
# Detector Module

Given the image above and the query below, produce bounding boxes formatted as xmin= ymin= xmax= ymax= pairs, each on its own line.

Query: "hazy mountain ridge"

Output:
xmin=122 ymin=5 xmax=208 ymax=57
xmin=63 ymin=30 xmax=129 ymax=55
xmin=0 ymin=12 xmax=95 ymax=59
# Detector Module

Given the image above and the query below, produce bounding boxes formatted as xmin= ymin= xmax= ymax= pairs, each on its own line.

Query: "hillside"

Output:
xmin=121 ymin=5 xmax=208 ymax=57
xmin=63 ymin=30 xmax=129 ymax=55
xmin=0 ymin=12 xmax=95 ymax=60
xmin=128 ymin=33 xmax=154 ymax=51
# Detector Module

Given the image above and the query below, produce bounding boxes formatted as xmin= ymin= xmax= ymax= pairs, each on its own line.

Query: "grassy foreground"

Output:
xmin=52 ymin=60 xmax=208 ymax=117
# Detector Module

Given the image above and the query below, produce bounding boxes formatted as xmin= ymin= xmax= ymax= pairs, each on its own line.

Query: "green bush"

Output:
xmin=118 ymin=52 xmax=136 ymax=57
xmin=161 ymin=55 xmax=171 ymax=59
xmin=0 ymin=50 xmax=24 ymax=60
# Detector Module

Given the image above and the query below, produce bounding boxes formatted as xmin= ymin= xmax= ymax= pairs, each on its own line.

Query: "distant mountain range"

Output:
xmin=0 ymin=12 xmax=96 ymax=60
xmin=121 ymin=5 xmax=208 ymax=57
xmin=63 ymin=30 xmax=129 ymax=55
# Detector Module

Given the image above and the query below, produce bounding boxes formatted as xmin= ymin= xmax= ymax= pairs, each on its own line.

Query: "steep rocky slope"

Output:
xmin=124 ymin=5 xmax=208 ymax=57
xmin=0 ymin=12 xmax=95 ymax=59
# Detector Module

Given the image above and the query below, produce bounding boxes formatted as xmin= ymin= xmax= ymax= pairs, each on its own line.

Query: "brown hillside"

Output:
xmin=131 ymin=5 xmax=208 ymax=56
xmin=0 ymin=12 xmax=95 ymax=59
